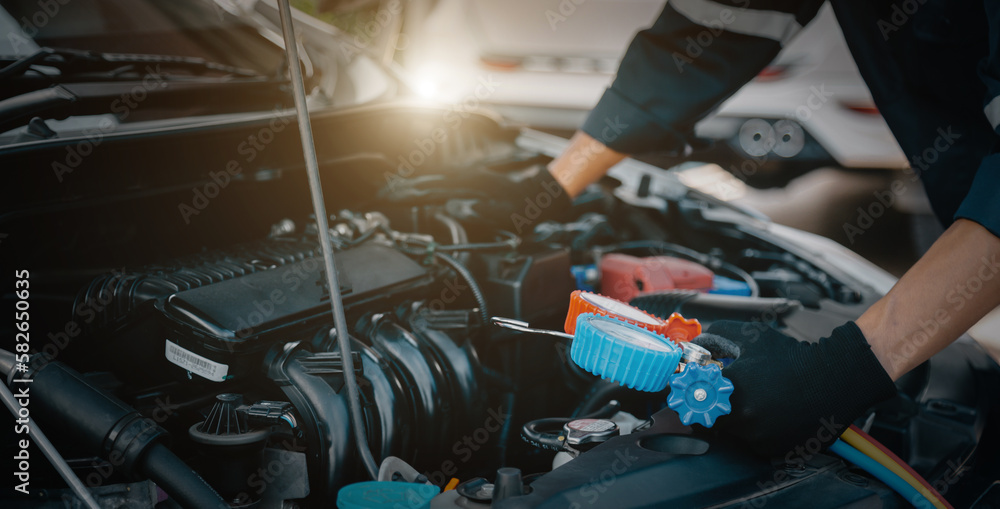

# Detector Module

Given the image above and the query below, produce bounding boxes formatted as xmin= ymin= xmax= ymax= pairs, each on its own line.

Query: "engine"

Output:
xmin=2 ymin=108 xmax=997 ymax=509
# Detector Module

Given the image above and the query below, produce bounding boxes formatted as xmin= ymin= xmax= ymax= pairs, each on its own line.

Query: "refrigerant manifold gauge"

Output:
xmin=493 ymin=293 xmax=734 ymax=428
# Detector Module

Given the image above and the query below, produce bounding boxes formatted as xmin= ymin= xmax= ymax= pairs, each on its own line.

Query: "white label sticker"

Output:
xmin=165 ymin=341 xmax=229 ymax=382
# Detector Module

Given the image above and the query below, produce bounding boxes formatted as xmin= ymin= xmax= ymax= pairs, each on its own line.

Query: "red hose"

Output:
xmin=848 ymin=424 xmax=955 ymax=509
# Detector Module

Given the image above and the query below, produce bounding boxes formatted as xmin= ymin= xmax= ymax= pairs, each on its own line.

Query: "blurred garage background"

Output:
xmin=296 ymin=0 xmax=941 ymax=277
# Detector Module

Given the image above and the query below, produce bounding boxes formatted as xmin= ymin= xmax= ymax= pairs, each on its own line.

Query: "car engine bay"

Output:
xmin=2 ymin=105 xmax=999 ymax=509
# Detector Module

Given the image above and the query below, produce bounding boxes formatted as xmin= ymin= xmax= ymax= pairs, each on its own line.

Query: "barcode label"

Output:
xmin=165 ymin=341 xmax=229 ymax=382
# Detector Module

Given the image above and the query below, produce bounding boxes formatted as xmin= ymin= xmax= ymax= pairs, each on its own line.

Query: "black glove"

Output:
xmin=691 ymin=320 xmax=896 ymax=457
xmin=378 ymin=165 xmax=571 ymax=229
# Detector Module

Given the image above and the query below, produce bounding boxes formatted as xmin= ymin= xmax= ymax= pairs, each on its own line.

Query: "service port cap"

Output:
xmin=564 ymin=290 xmax=702 ymax=342
xmin=570 ymin=313 xmax=683 ymax=392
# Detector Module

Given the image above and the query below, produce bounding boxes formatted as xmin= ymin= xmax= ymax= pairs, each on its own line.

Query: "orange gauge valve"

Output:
xmin=564 ymin=290 xmax=701 ymax=342
xmin=662 ymin=312 xmax=702 ymax=342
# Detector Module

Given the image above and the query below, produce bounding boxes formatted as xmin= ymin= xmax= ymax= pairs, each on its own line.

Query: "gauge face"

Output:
xmin=579 ymin=292 xmax=662 ymax=326
xmin=589 ymin=316 xmax=674 ymax=352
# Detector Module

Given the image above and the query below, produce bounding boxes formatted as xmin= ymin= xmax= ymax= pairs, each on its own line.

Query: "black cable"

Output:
xmin=434 ymin=212 xmax=470 ymax=265
xmin=431 ymin=251 xmax=491 ymax=333
xmin=720 ymin=263 xmax=760 ymax=298
xmin=521 ymin=418 xmax=570 ymax=451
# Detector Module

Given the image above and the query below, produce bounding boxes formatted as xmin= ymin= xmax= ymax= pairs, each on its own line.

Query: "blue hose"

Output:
xmin=828 ymin=439 xmax=934 ymax=508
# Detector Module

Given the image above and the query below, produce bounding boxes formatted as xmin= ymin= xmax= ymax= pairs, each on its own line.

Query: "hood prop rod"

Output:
xmin=276 ymin=0 xmax=379 ymax=480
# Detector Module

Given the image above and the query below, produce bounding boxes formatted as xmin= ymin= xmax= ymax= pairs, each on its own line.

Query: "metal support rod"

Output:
xmin=0 ymin=382 xmax=101 ymax=509
xmin=276 ymin=0 xmax=379 ymax=480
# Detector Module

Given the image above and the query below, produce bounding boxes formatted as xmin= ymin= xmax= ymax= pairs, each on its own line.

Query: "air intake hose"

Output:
xmin=0 ymin=351 xmax=227 ymax=509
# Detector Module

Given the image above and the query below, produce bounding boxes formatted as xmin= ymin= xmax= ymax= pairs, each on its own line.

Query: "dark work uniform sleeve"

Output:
xmin=953 ymin=2 xmax=1000 ymax=238
xmin=582 ymin=0 xmax=825 ymax=155
xmin=831 ymin=0 xmax=1000 ymax=237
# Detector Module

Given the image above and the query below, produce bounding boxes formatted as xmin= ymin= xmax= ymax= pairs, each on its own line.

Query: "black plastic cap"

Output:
xmin=492 ymin=467 xmax=524 ymax=502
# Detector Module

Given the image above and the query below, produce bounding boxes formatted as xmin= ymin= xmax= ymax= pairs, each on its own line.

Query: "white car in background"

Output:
xmin=402 ymin=0 xmax=906 ymax=185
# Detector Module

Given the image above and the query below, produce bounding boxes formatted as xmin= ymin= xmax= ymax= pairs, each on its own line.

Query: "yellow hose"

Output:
xmin=840 ymin=428 xmax=948 ymax=509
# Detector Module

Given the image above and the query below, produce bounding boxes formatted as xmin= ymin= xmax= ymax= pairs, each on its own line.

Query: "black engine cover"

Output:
xmin=157 ymin=242 xmax=432 ymax=382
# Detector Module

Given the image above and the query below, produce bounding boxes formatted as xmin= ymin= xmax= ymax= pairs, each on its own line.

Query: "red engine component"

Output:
xmin=600 ymin=254 xmax=714 ymax=303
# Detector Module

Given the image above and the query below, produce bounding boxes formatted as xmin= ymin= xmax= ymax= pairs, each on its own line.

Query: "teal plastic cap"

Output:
xmin=336 ymin=481 xmax=440 ymax=509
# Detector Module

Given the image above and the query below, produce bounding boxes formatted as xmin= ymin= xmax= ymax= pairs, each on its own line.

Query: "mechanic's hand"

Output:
xmin=691 ymin=320 xmax=896 ymax=457
xmin=378 ymin=165 xmax=571 ymax=225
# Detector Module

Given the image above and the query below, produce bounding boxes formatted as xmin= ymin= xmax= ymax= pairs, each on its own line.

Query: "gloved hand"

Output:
xmin=378 ymin=165 xmax=571 ymax=227
xmin=691 ymin=320 xmax=896 ymax=457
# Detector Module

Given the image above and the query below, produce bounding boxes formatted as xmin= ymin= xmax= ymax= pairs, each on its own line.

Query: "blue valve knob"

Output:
xmin=570 ymin=313 xmax=682 ymax=392
xmin=666 ymin=363 xmax=734 ymax=428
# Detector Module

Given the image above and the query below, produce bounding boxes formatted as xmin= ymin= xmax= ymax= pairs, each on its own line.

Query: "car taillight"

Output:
xmin=756 ymin=65 xmax=789 ymax=82
xmin=480 ymin=56 xmax=522 ymax=71
xmin=842 ymin=103 xmax=880 ymax=115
